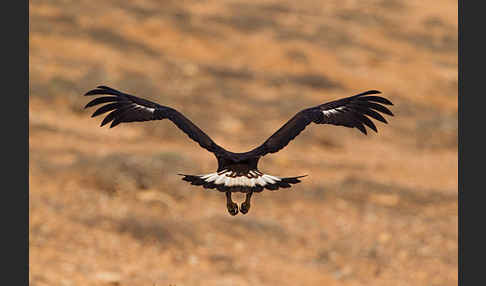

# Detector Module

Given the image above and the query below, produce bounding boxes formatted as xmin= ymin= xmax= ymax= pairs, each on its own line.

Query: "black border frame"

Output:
xmin=8 ymin=0 xmax=29 ymax=284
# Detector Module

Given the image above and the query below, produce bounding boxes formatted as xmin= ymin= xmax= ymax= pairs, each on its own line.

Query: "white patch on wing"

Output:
xmin=322 ymin=106 xmax=345 ymax=117
xmin=133 ymin=103 xmax=155 ymax=113
xmin=199 ymin=170 xmax=282 ymax=187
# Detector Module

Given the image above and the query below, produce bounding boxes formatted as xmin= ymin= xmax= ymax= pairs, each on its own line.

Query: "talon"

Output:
xmin=240 ymin=202 xmax=250 ymax=214
xmin=226 ymin=192 xmax=239 ymax=215
xmin=240 ymin=191 xmax=253 ymax=215
xmin=227 ymin=203 xmax=239 ymax=216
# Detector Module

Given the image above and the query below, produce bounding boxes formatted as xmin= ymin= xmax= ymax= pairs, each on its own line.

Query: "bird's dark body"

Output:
xmin=217 ymin=156 xmax=259 ymax=172
xmin=83 ymin=85 xmax=394 ymax=215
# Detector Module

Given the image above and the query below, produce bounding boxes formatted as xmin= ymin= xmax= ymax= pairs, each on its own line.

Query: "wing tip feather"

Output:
xmin=359 ymin=90 xmax=381 ymax=96
xmin=84 ymin=89 xmax=100 ymax=96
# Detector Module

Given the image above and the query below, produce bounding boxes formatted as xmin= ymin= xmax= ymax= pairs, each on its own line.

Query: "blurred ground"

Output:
xmin=29 ymin=0 xmax=457 ymax=285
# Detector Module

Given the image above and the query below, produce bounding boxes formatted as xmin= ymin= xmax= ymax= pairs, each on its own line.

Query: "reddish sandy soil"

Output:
xmin=30 ymin=0 xmax=457 ymax=285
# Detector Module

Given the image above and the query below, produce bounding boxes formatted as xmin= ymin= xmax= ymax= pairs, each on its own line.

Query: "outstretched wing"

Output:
xmin=245 ymin=90 xmax=393 ymax=157
xmin=84 ymin=85 xmax=225 ymax=155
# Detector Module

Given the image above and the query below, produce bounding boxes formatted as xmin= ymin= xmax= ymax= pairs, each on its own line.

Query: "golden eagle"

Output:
xmin=84 ymin=86 xmax=393 ymax=215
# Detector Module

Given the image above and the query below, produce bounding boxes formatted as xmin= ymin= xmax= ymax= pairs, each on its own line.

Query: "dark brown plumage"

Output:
xmin=84 ymin=86 xmax=393 ymax=215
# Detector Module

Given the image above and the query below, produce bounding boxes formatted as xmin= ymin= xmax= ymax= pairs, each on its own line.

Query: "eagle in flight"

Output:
xmin=84 ymin=86 xmax=393 ymax=215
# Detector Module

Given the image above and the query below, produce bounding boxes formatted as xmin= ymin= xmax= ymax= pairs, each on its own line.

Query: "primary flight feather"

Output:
xmin=84 ymin=86 xmax=393 ymax=215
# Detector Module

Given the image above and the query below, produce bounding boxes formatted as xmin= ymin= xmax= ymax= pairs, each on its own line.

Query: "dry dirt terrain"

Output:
xmin=29 ymin=0 xmax=458 ymax=285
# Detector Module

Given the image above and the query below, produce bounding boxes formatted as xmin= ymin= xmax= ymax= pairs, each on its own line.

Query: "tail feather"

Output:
xmin=178 ymin=173 xmax=307 ymax=193
xmin=280 ymin=175 xmax=307 ymax=185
